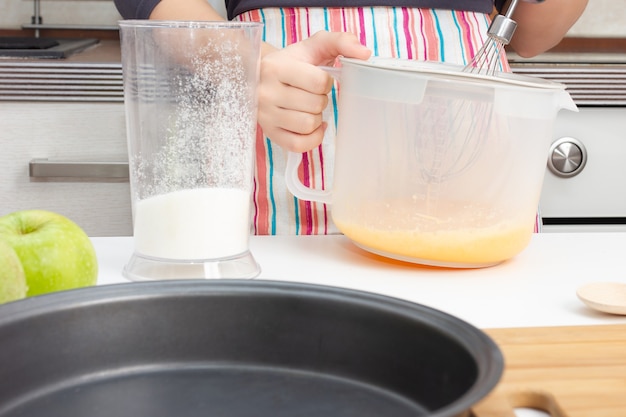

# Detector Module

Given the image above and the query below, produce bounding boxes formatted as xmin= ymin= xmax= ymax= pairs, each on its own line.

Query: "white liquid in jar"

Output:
xmin=133 ymin=188 xmax=251 ymax=260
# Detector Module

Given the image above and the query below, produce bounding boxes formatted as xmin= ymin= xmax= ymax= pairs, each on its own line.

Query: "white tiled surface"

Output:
xmin=0 ymin=0 xmax=121 ymax=29
xmin=0 ymin=0 xmax=227 ymax=29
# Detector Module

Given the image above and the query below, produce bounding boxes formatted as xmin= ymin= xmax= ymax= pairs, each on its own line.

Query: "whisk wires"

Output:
xmin=464 ymin=37 xmax=506 ymax=77
xmin=463 ymin=0 xmax=520 ymax=76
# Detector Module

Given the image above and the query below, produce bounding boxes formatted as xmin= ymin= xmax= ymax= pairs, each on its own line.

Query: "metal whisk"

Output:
xmin=464 ymin=0 xmax=544 ymax=75
xmin=414 ymin=0 xmax=546 ymax=204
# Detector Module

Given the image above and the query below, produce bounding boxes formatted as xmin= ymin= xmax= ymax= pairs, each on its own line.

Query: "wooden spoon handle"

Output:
xmin=470 ymin=389 xmax=517 ymax=417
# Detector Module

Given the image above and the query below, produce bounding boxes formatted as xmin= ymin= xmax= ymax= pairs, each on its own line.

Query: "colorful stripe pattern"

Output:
xmin=236 ymin=7 xmax=530 ymax=235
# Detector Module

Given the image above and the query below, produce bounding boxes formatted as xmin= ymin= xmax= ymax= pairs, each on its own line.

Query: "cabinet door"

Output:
xmin=0 ymin=101 xmax=132 ymax=237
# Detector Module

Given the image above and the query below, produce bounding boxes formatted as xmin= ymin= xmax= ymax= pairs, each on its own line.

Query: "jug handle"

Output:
xmin=285 ymin=151 xmax=332 ymax=204
xmin=284 ymin=66 xmax=341 ymax=205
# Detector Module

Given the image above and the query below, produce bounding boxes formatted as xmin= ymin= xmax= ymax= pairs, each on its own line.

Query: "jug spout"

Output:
xmin=557 ymin=89 xmax=578 ymax=113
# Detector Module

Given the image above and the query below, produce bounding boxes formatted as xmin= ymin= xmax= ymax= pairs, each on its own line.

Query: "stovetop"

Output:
xmin=0 ymin=37 xmax=99 ymax=59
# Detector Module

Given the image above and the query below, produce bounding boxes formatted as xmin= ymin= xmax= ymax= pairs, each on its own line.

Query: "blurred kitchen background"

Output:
xmin=0 ymin=0 xmax=226 ymax=29
xmin=0 ymin=0 xmax=621 ymax=36
xmin=2 ymin=0 xmax=626 ymax=237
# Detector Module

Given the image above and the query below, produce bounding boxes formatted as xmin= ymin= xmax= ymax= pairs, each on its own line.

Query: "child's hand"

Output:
xmin=257 ymin=31 xmax=371 ymax=153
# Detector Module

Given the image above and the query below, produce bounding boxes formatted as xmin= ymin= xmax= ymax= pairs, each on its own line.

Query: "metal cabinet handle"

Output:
xmin=29 ymin=159 xmax=129 ymax=180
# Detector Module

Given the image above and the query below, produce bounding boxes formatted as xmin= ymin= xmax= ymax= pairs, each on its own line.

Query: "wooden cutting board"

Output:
xmin=471 ymin=324 xmax=626 ymax=417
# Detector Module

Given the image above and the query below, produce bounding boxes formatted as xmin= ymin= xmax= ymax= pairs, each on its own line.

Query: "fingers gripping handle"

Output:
xmin=284 ymin=65 xmax=341 ymax=205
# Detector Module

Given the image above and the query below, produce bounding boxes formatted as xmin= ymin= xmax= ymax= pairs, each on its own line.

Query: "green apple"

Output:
xmin=0 ymin=210 xmax=98 ymax=297
xmin=0 ymin=239 xmax=28 ymax=303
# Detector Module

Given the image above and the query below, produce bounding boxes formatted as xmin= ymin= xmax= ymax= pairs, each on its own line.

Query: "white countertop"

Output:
xmin=94 ymin=233 xmax=626 ymax=330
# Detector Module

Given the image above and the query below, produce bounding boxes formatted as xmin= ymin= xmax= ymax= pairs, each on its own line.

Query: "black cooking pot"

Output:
xmin=0 ymin=280 xmax=502 ymax=417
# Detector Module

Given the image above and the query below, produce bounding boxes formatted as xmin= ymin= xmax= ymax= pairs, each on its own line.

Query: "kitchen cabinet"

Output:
xmin=0 ymin=101 xmax=131 ymax=236
xmin=0 ymin=41 xmax=132 ymax=237
xmin=509 ymin=51 xmax=626 ymax=232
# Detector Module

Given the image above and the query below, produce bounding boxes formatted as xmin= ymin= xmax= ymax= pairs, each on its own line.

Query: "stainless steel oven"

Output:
xmin=510 ymin=52 xmax=626 ymax=232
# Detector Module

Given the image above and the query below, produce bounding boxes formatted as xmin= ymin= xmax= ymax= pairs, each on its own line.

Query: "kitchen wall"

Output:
xmin=0 ymin=0 xmax=623 ymax=35
xmin=0 ymin=0 xmax=122 ymax=29
xmin=566 ymin=0 xmax=626 ymax=38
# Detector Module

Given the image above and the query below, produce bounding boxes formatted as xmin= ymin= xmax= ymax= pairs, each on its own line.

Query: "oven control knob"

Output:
xmin=547 ymin=137 xmax=587 ymax=178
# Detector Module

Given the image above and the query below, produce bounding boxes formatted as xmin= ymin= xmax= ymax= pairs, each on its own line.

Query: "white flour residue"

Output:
xmin=132 ymin=32 xmax=258 ymax=200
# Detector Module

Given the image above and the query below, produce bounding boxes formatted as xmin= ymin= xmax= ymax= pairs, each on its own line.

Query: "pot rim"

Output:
xmin=0 ymin=279 xmax=504 ymax=417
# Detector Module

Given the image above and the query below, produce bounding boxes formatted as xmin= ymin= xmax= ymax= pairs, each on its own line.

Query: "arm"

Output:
xmin=149 ymin=0 xmax=225 ymax=22
xmin=505 ymin=0 xmax=589 ymax=57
